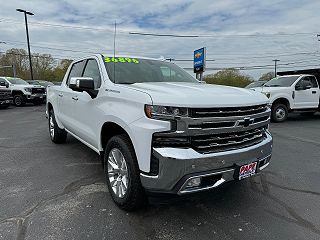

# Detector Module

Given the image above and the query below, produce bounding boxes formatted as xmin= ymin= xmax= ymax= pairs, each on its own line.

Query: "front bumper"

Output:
xmin=140 ymin=131 xmax=272 ymax=194
xmin=25 ymin=93 xmax=46 ymax=101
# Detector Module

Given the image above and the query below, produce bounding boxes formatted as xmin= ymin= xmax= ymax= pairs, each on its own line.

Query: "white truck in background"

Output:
xmin=0 ymin=77 xmax=46 ymax=106
xmin=257 ymin=75 xmax=320 ymax=122
xmin=46 ymin=54 xmax=272 ymax=210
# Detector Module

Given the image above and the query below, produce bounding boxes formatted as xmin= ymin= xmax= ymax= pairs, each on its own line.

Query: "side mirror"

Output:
xmin=69 ymin=77 xmax=97 ymax=98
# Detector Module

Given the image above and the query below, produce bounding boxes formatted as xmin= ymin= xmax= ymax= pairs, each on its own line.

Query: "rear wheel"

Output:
xmin=13 ymin=94 xmax=25 ymax=107
xmin=104 ymin=134 xmax=147 ymax=211
xmin=271 ymin=103 xmax=288 ymax=122
xmin=49 ymin=109 xmax=67 ymax=143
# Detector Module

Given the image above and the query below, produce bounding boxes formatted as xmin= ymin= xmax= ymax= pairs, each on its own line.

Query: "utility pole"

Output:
xmin=272 ymin=59 xmax=280 ymax=77
xmin=16 ymin=9 xmax=34 ymax=80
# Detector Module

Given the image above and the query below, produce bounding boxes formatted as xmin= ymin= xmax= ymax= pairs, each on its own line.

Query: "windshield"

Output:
xmin=28 ymin=80 xmax=41 ymax=85
xmin=264 ymin=76 xmax=299 ymax=87
xmin=104 ymin=57 xmax=198 ymax=84
xmin=39 ymin=81 xmax=54 ymax=87
xmin=7 ymin=78 xmax=29 ymax=85
xmin=245 ymin=81 xmax=266 ymax=88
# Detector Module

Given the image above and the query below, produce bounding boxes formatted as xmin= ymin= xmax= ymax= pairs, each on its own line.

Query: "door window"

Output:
xmin=305 ymin=76 xmax=318 ymax=88
xmin=0 ymin=78 xmax=6 ymax=86
xmin=66 ymin=60 xmax=85 ymax=86
xmin=82 ymin=59 xmax=102 ymax=89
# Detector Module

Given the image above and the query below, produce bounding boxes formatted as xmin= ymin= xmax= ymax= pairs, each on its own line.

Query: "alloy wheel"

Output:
xmin=107 ymin=148 xmax=128 ymax=198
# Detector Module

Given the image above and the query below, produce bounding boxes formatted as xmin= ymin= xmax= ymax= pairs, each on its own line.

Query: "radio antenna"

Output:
xmin=113 ymin=21 xmax=117 ymax=83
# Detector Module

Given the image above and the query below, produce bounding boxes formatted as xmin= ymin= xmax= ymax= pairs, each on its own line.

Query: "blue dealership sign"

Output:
xmin=194 ymin=47 xmax=206 ymax=73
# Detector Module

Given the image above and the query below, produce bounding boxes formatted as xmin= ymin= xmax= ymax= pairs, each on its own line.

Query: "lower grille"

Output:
xmin=31 ymin=88 xmax=45 ymax=94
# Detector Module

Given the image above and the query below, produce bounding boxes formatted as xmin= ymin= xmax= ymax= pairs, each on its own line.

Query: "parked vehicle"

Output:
xmin=47 ymin=55 xmax=273 ymax=210
xmin=245 ymin=81 xmax=268 ymax=89
xmin=26 ymin=80 xmax=41 ymax=85
xmin=257 ymin=75 xmax=320 ymax=122
xmin=0 ymin=84 xmax=12 ymax=109
xmin=0 ymin=77 xmax=46 ymax=106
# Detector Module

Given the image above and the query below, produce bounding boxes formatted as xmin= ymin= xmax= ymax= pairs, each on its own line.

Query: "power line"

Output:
xmin=0 ymin=17 xmax=318 ymax=38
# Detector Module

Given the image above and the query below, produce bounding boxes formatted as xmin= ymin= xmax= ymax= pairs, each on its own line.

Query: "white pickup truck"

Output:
xmin=257 ymin=75 xmax=320 ymax=122
xmin=46 ymin=54 xmax=273 ymax=210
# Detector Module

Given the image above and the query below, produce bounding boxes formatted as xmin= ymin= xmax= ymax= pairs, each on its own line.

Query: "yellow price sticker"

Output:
xmin=104 ymin=57 xmax=139 ymax=64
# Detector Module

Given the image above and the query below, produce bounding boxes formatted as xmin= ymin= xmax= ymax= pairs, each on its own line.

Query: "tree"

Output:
xmin=204 ymin=69 xmax=253 ymax=88
xmin=0 ymin=48 xmax=72 ymax=82
xmin=259 ymin=72 xmax=274 ymax=81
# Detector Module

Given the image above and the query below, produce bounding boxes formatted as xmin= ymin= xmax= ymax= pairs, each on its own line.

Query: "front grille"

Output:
xmin=152 ymin=104 xmax=271 ymax=154
xmin=32 ymin=88 xmax=45 ymax=94
xmin=190 ymin=104 xmax=268 ymax=118
xmin=191 ymin=126 xmax=267 ymax=153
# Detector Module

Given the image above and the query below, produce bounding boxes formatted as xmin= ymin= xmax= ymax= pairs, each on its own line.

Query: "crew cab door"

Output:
xmin=58 ymin=60 xmax=86 ymax=132
xmin=293 ymin=76 xmax=319 ymax=109
xmin=71 ymin=58 xmax=103 ymax=149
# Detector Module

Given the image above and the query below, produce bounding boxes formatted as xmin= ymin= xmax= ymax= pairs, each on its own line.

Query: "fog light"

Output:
xmin=186 ymin=177 xmax=201 ymax=188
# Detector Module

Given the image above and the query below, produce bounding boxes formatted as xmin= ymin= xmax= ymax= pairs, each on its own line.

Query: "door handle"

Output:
xmin=58 ymin=93 xmax=63 ymax=97
xmin=312 ymin=91 xmax=316 ymax=94
xmin=72 ymin=96 xmax=79 ymax=101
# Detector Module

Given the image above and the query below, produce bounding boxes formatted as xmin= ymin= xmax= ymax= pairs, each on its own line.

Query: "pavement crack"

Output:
xmin=272 ymin=132 xmax=320 ymax=147
xmin=0 ymin=174 xmax=105 ymax=240
xmin=266 ymin=181 xmax=320 ymax=196
xmin=250 ymin=174 xmax=320 ymax=235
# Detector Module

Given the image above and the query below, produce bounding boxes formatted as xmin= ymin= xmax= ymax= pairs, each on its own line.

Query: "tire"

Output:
xmin=13 ymin=94 xmax=25 ymax=107
xmin=49 ymin=109 xmax=67 ymax=144
xmin=104 ymin=134 xmax=147 ymax=211
xmin=271 ymin=103 xmax=288 ymax=123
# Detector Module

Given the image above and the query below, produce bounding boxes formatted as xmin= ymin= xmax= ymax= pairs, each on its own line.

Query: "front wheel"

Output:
xmin=104 ymin=134 xmax=147 ymax=211
xmin=49 ymin=109 xmax=67 ymax=143
xmin=271 ymin=103 xmax=288 ymax=122
xmin=13 ymin=95 xmax=25 ymax=107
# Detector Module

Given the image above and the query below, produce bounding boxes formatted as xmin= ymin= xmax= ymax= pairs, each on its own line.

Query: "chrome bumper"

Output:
xmin=26 ymin=94 xmax=46 ymax=100
xmin=140 ymin=131 xmax=272 ymax=194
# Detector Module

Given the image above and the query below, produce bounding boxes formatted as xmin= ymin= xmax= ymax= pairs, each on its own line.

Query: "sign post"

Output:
xmin=193 ymin=47 xmax=206 ymax=80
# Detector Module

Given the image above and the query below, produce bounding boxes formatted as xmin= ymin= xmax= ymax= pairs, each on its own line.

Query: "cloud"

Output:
xmin=0 ymin=0 xmax=319 ymax=79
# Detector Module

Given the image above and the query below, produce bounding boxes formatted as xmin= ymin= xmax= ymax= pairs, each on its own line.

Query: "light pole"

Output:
xmin=16 ymin=8 xmax=34 ymax=80
xmin=272 ymin=59 xmax=280 ymax=77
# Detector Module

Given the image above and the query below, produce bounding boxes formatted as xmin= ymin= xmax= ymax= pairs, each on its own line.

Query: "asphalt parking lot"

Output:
xmin=0 ymin=105 xmax=320 ymax=240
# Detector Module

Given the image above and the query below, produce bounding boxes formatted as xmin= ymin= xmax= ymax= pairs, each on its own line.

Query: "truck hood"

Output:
xmin=127 ymin=82 xmax=268 ymax=107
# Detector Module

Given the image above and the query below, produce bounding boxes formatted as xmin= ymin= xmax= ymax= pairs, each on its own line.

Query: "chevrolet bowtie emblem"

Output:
xmin=238 ymin=117 xmax=255 ymax=127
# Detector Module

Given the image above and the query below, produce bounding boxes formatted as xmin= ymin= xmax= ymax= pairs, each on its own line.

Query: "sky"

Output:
xmin=0 ymin=0 xmax=319 ymax=79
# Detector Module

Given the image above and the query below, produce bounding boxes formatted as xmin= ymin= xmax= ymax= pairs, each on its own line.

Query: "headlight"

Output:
xmin=24 ymin=87 xmax=32 ymax=93
xmin=145 ymin=105 xmax=188 ymax=119
xmin=263 ymin=92 xmax=271 ymax=98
